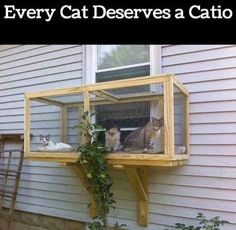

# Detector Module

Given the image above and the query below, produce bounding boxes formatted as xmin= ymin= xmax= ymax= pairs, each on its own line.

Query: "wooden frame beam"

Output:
xmin=83 ymin=91 xmax=91 ymax=144
xmin=25 ymin=74 xmax=170 ymax=99
xmin=32 ymin=97 xmax=64 ymax=107
xmin=91 ymin=90 xmax=119 ymax=102
xmin=185 ymin=96 xmax=190 ymax=158
xmin=172 ymin=75 xmax=189 ymax=97
xmin=25 ymin=152 xmax=188 ymax=166
xmin=61 ymin=107 xmax=68 ymax=143
xmin=65 ymin=92 xmax=163 ymax=108
xmin=163 ymin=78 xmax=175 ymax=157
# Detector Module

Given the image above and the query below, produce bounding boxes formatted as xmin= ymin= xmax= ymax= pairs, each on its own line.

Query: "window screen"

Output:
xmin=96 ymin=45 xmax=150 ymax=142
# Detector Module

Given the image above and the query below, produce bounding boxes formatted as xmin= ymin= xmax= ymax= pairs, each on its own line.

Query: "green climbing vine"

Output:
xmin=77 ymin=112 xmax=126 ymax=230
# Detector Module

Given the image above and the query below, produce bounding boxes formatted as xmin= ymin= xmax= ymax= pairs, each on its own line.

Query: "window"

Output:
xmin=96 ymin=45 xmax=150 ymax=82
xmin=97 ymin=45 xmax=150 ymax=69
xmin=85 ymin=45 xmax=161 ymax=143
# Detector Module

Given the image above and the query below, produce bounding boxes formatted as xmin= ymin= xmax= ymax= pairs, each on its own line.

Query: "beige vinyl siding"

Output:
xmin=0 ymin=45 xmax=89 ymax=221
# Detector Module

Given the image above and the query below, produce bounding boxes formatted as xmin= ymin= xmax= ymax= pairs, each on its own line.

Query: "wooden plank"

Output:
xmin=61 ymin=107 xmax=68 ymax=143
xmin=163 ymin=78 xmax=175 ymax=157
xmin=139 ymin=167 xmax=149 ymax=226
xmin=66 ymin=92 xmax=163 ymax=108
xmin=32 ymin=97 xmax=64 ymax=107
xmin=26 ymin=151 xmax=187 ymax=166
xmin=77 ymin=106 xmax=83 ymax=147
xmin=91 ymin=90 xmax=119 ymax=102
xmin=158 ymin=98 xmax=164 ymax=152
xmin=26 ymin=152 xmax=79 ymax=163
xmin=172 ymin=75 xmax=189 ymax=96
xmin=25 ymin=74 xmax=170 ymax=99
xmin=83 ymin=91 xmax=90 ymax=145
xmin=107 ymin=158 xmax=187 ymax=167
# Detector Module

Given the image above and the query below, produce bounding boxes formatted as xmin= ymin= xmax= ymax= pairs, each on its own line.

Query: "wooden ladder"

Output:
xmin=0 ymin=134 xmax=24 ymax=230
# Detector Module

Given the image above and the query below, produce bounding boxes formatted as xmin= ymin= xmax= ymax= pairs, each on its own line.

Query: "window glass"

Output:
xmin=97 ymin=45 xmax=150 ymax=70
xmin=95 ymin=45 xmax=151 ymax=146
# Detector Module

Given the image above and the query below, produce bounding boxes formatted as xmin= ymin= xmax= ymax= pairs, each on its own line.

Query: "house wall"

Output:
xmin=0 ymin=45 xmax=90 ymax=222
xmin=150 ymin=45 xmax=236 ymax=229
xmin=1 ymin=45 xmax=236 ymax=230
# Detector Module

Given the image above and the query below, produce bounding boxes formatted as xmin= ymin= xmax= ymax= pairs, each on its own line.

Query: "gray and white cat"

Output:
xmin=123 ymin=117 xmax=164 ymax=153
xmin=104 ymin=119 xmax=123 ymax=152
xmin=38 ymin=134 xmax=73 ymax=151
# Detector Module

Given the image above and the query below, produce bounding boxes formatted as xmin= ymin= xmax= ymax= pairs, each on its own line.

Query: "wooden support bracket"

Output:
xmin=67 ymin=163 xmax=98 ymax=218
xmin=67 ymin=163 xmax=150 ymax=226
xmin=124 ymin=166 xmax=149 ymax=226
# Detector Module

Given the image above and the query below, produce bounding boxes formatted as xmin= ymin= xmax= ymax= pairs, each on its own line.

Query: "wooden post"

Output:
xmin=61 ymin=107 xmax=68 ymax=143
xmin=138 ymin=167 xmax=149 ymax=226
xmin=124 ymin=166 xmax=149 ymax=226
xmin=24 ymin=96 xmax=31 ymax=154
xmin=185 ymin=96 xmax=190 ymax=158
xmin=158 ymin=98 xmax=164 ymax=153
xmin=78 ymin=106 xmax=83 ymax=147
xmin=83 ymin=91 xmax=90 ymax=144
xmin=163 ymin=77 xmax=175 ymax=157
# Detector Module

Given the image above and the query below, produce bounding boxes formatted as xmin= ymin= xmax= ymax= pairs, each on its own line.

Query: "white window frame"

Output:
xmin=83 ymin=45 xmax=162 ymax=84
xmin=83 ymin=45 xmax=162 ymax=130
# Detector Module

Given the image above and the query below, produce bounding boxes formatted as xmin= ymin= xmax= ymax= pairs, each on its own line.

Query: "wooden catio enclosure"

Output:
xmin=24 ymin=73 xmax=189 ymax=226
xmin=24 ymin=73 xmax=189 ymax=166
